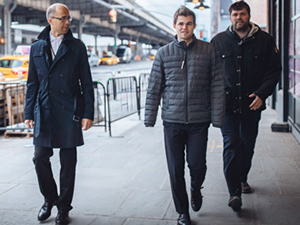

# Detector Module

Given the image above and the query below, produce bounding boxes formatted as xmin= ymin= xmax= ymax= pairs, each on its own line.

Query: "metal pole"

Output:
xmin=4 ymin=0 xmax=16 ymax=55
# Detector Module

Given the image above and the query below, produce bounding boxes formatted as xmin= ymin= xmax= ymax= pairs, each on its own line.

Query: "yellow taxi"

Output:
xmin=0 ymin=55 xmax=29 ymax=79
xmin=98 ymin=54 xmax=119 ymax=65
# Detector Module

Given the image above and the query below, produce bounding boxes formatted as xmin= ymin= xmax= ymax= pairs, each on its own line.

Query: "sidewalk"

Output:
xmin=0 ymin=107 xmax=300 ymax=225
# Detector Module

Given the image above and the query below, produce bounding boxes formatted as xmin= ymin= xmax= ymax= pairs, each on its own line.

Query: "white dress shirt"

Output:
xmin=49 ymin=32 xmax=64 ymax=60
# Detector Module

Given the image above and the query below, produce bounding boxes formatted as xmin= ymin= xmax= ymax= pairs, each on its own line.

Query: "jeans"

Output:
xmin=163 ymin=121 xmax=210 ymax=213
xmin=221 ymin=110 xmax=261 ymax=196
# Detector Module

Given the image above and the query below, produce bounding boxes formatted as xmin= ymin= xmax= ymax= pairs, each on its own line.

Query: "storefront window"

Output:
xmin=289 ymin=22 xmax=295 ymax=55
xmin=296 ymin=0 xmax=300 ymax=15
xmin=289 ymin=59 xmax=295 ymax=94
xmin=295 ymin=18 xmax=300 ymax=55
xmin=295 ymin=59 xmax=300 ymax=98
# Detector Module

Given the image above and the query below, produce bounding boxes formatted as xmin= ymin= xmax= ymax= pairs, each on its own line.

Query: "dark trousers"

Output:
xmin=221 ymin=110 xmax=261 ymax=196
xmin=163 ymin=121 xmax=209 ymax=214
xmin=33 ymin=146 xmax=77 ymax=212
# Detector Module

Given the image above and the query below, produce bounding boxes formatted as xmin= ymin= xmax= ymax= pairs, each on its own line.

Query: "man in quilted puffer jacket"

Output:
xmin=144 ymin=6 xmax=224 ymax=225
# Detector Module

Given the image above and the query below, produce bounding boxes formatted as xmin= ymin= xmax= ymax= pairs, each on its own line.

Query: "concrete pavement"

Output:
xmin=0 ymin=107 xmax=300 ymax=225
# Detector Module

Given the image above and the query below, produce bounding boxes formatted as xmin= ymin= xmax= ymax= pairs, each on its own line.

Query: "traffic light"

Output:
xmin=0 ymin=37 xmax=4 ymax=44
xmin=109 ymin=9 xmax=117 ymax=23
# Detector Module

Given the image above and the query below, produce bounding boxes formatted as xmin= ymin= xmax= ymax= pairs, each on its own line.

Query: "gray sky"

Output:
xmin=135 ymin=0 xmax=185 ymax=29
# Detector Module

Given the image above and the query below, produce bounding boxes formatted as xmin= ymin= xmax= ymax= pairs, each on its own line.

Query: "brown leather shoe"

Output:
xmin=241 ymin=182 xmax=253 ymax=193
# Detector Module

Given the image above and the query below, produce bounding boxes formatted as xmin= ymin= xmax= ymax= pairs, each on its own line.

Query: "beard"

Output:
xmin=234 ymin=20 xmax=250 ymax=32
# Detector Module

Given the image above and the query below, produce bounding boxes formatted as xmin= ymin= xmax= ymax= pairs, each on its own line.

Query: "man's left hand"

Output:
xmin=249 ymin=93 xmax=263 ymax=111
xmin=82 ymin=118 xmax=93 ymax=130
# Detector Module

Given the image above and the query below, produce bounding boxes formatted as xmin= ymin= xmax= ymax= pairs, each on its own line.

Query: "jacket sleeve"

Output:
xmin=253 ymin=37 xmax=281 ymax=101
xmin=210 ymin=46 xmax=225 ymax=128
xmin=79 ymin=43 xmax=94 ymax=120
xmin=144 ymin=50 xmax=164 ymax=127
xmin=24 ymin=47 xmax=39 ymax=121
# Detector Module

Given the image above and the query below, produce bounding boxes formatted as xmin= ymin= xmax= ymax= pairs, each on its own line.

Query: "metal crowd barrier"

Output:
xmin=0 ymin=80 xmax=107 ymax=137
xmin=138 ymin=73 xmax=150 ymax=119
xmin=106 ymin=76 xmax=139 ymax=136
xmin=115 ymin=68 xmax=151 ymax=79
xmin=0 ymin=68 xmax=151 ymax=138
xmin=92 ymin=81 xmax=107 ymax=132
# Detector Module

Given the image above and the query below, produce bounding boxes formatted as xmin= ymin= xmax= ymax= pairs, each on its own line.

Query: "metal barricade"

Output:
xmin=106 ymin=76 xmax=139 ymax=136
xmin=0 ymin=81 xmax=31 ymax=137
xmin=92 ymin=81 xmax=107 ymax=132
xmin=115 ymin=68 xmax=151 ymax=79
xmin=138 ymin=73 xmax=150 ymax=119
xmin=91 ymin=71 xmax=115 ymax=84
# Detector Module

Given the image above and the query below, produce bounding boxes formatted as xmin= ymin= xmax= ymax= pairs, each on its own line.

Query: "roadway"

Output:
xmin=90 ymin=60 xmax=153 ymax=84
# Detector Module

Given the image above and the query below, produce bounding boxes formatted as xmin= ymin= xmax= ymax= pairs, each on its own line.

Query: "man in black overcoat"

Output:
xmin=24 ymin=3 xmax=94 ymax=225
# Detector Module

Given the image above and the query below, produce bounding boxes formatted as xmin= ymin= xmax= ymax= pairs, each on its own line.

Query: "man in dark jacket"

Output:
xmin=211 ymin=1 xmax=281 ymax=211
xmin=24 ymin=3 xmax=94 ymax=225
xmin=145 ymin=6 xmax=224 ymax=225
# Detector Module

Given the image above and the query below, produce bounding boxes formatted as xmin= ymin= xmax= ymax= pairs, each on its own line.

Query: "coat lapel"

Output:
xmin=43 ymin=45 xmax=52 ymax=69
xmin=50 ymin=43 xmax=69 ymax=70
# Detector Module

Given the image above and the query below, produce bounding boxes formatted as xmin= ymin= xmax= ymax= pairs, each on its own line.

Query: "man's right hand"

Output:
xmin=25 ymin=120 xmax=34 ymax=128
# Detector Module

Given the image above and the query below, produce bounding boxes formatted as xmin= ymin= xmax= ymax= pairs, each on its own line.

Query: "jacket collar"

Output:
xmin=37 ymin=25 xmax=74 ymax=42
xmin=227 ymin=22 xmax=260 ymax=40
xmin=173 ymin=34 xmax=197 ymax=49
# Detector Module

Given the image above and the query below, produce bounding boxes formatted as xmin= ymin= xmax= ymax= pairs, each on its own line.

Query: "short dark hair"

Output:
xmin=173 ymin=6 xmax=196 ymax=25
xmin=229 ymin=1 xmax=251 ymax=15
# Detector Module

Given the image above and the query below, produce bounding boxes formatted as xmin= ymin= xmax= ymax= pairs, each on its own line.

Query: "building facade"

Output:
xmin=269 ymin=0 xmax=300 ymax=143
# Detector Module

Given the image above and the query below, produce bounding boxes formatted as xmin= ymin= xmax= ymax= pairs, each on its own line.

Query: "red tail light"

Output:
xmin=12 ymin=69 xmax=26 ymax=75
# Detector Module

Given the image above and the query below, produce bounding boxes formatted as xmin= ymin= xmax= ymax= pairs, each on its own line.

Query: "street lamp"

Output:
xmin=194 ymin=2 xmax=210 ymax=10
xmin=186 ymin=0 xmax=210 ymax=10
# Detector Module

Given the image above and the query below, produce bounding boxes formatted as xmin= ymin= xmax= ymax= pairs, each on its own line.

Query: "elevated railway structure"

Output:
xmin=0 ymin=0 xmax=175 ymax=55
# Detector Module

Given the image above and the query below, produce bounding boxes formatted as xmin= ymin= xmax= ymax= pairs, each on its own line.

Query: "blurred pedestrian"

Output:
xmin=24 ymin=3 xmax=94 ymax=225
xmin=145 ymin=6 xmax=224 ymax=225
xmin=211 ymin=0 xmax=281 ymax=211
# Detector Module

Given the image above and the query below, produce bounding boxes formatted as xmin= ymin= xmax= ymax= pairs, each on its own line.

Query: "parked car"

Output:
xmin=0 ymin=55 xmax=29 ymax=79
xmin=116 ymin=45 xmax=132 ymax=63
xmin=98 ymin=54 xmax=119 ymax=65
xmin=87 ymin=52 xmax=99 ymax=67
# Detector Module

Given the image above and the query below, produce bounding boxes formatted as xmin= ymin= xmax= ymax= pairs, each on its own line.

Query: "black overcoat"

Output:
xmin=24 ymin=26 xmax=94 ymax=148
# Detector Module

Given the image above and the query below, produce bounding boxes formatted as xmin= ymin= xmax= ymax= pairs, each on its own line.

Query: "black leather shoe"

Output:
xmin=55 ymin=211 xmax=69 ymax=225
xmin=228 ymin=195 xmax=242 ymax=211
xmin=177 ymin=212 xmax=191 ymax=225
xmin=191 ymin=188 xmax=203 ymax=212
xmin=37 ymin=202 xmax=54 ymax=221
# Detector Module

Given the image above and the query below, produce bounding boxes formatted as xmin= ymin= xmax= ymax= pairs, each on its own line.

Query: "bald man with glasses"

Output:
xmin=24 ymin=3 xmax=94 ymax=225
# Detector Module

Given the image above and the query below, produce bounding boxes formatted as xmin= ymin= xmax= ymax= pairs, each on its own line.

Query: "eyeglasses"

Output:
xmin=51 ymin=16 xmax=72 ymax=22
